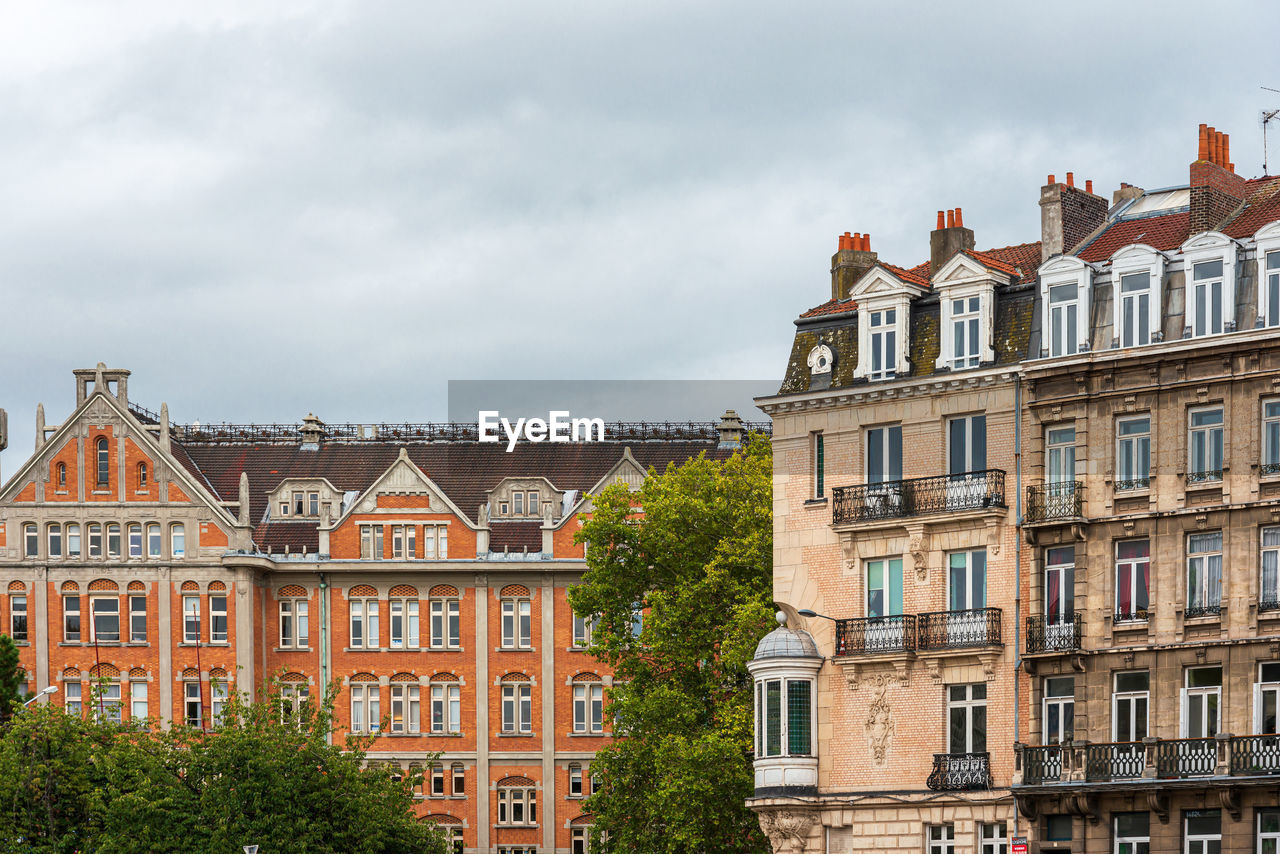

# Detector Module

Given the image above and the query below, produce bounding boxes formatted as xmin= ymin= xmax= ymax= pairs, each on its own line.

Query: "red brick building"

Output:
xmin=0 ymin=364 xmax=756 ymax=854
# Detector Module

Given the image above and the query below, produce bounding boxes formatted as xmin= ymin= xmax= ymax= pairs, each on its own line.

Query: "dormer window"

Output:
xmin=951 ymin=297 xmax=981 ymax=368
xmin=1038 ymin=256 xmax=1093 ymax=359
xmin=1118 ymin=274 xmax=1151 ymax=345
xmin=1180 ymin=232 xmax=1238 ymax=338
xmin=1254 ymin=221 xmax=1280 ymax=328
xmin=868 ymin=309 xmax=897 ymax=380
xmin=1048 ymin=284 xmax=1079 ymax=356
xmin=1109 ymin=244 xmax=1166 ymax=349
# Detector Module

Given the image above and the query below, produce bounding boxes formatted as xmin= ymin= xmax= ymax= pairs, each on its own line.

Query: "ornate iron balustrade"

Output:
xmin=1025 ymin=482 xmax=1083 ymax=523
xmin=916 ymin=608 xmax=1002 ymax=651
xmin=1114 ymin=608 xmax=1152 ymax=624
xmin=1229 ymin=734 xmax=1280 ymax=775
xmin=1025 ymin=613 xmax=1082 ymax=654
xmin=927 ymin=752 xmax=991 ymax=790
xmin=169 ymin=420 xmax=772 ymax=445
xmin=1188 ymin=469 xmax=1224 ymax=485
xmin=834 ymin=615 xmax=916 ymax=656
xmin=1154 ymin=737 xmax=1217 ymax=778
xmin=832 ymin=470 xmax=1006 ymax=524
xmin=1261 ymin=596 xmax=1280 ymax=612
xmin=1083 ymin=742 xmax=1146 ymax=781
xmin=1021 ymin=745 xmax=1062 ymax=784
xmin=1262 ymin=462 xmax=1280 ymax=476
xmin=1184 ymin=603 xmax=1222 ymax=619
xmin=1114 ymin=476 xmax=1150 ymax=491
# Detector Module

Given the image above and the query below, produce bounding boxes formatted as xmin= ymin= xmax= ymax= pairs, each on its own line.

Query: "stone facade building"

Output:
xmin=750 ymin=125 xmax=1280 ymax=853
xmin=0 ymin=364 xmax=755 ymax=854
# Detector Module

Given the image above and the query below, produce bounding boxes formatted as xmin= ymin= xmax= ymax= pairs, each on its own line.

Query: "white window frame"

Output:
xmin=1186 ymin=531 xmax=1223 ymax=616
xmin=1188 ymin=406 xmax=1225 ymax=482
xmin=430 ymin=681 xmax=461 ymax=734
xmin=501 ymin=597 xmax=532 ymax=649
xmin=184 ymin=681 xmax=202 ymax=728
xmin=90 ymin=595 xmax=121 ymax=643
xmin=183 ymin=595 xmax=201 ymax=644
xmin=389 ymin=683 xmax=421 ymax=734
xmin=1264 ymin=400 xmax=1280 ymax=474
xmin=1113 ymin=812 xmax=1149 ymax=854
xmin=127 ymin=523 xmax=142 ymax=559
xmin=569 ymin=763 xmax=584 ymax=797
xmin=350 ymin=597 xmax=379 ymax=649
xmin=573 ymin=682 xmax=604 ymax=734
xmin=501 ymin=681 xmax=533 ymax=733
xmin=210 ymin=679 xmax=228 ymax=725
xmin=572 ymin=611 xmax=596 ymax=648
xmin=66 ymin=523 xmax=80 ymax=558
xmin=1259 ymin=809 xmax=1280 ymax=854
xmin=949 ymin=295 xmax=983 ymax=369
xmin=95 ymin=682 xmax=123 ymax=723
xmin=1183 ymin=810 xmax=1221 ymax=854
xmin=1255 ymin=662 xmax=1280 ymax=735
xmin=48 ymin=523 xmax=62 ymax=558
xmin=1263 ymin=527 xmax=1280 ymax=612
xmin=851 ymin=270 xmax=917 ymax=381
xmin=170 ymin=523 xmax=185 ymax=559
xmin=209 ymin=594 xmax=227 ymax=643
xmin=423 ymin=524 xmax=448 ymax=559
xmin=1116 ymin=415 xmax=1152 ymax=490
xmin=1109 ymin=244 xmax=1166 ymax=348
xmin=87 ymin=523 xmax=102 ymax=558
xmin=350 ymin=682 xmax=380 ymax=733
xmin=1180 ymin=666 xmax=1222 ymax=739
xmin=146 ymin=523 xmax=161 ymax=558
xmin=496 ymin=786 xmax=537 ymax=826
xmin=389 ymin=598 xmax=419 ymax=649
xmin=10 ymin=595 xmax=27 ymax=642
xmin=279 ymin=598 xmax=309 ymax=649
xmin=63 ymin=594 xmax=81 ymax=642
xmin=1038 ymin=255 xmax=1093 ymax=359
xmin=1043 ymin=676 xmax=1075 ymax=745
xmin=429 ymin=597 xmax=460 ymax=649
xmin=66 ymin=681 xmax=82 ymax=716
xmin=1180 ymin=231 xmax=1239 ymax=337
xmin=129 ymin=594 xmax=147 ymax=642
xmin=867 ymin=307 xmax=899 ymax=380
xmin=1257 ymin=221 xmax=1280 ymax=327
xmin=979 ymin=822 xmax=1007 ymax=854
xmin=927 ymin=823 xmax=955 ymax=854
xmin=1112 ymin=671 xmax=1150 ymax=743
xmin=934 ymin=253 xmax=1000 ymax=370
xmin=23 ymin=523 xmax=37 ymax=557
xmin=130 ymin=680 xmax=147 ymax=721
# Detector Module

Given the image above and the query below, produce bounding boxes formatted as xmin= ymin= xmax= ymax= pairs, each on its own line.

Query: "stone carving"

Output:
xmin=758 ymin=809 xmax=815 ymax=854
xmin=907 ymin=526 xmax=927 ymax=579
xmin=807 ymin=343 xmax=835 ymax=376
xmin=863 ymin=677 xmax=896 ymax=764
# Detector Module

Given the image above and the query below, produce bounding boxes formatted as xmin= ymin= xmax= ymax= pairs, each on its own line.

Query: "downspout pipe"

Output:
xmin=1013 ymin=372 xmax=1023 ymax=837
xmin=319 ymin=572 xmax=330 ymax=744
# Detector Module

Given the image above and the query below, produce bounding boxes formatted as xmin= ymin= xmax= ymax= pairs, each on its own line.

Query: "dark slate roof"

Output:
xmin=178 ymin=441 xmax=730 ymax=541
xmin=489 ymin=521 xmax=543 ymax=552
xmin=253 ymin=521 xmax=320 ymax=554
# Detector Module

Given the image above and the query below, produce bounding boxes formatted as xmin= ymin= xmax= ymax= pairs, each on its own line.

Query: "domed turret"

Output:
xmin=747 ymin=612 xmax=824 ymax=796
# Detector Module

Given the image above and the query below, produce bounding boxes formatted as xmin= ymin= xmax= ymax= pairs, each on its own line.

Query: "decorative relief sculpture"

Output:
xmin=758 ymin=809 xmax=815 ymax=854
xmin=863 ymin=677 xmax=896 ymax=764
xmin=807 ymin=342 xmax=835 ymax=376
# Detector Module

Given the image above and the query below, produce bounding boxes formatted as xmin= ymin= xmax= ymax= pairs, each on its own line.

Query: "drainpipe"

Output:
xmin=1013 ymin=373 xmax=1023 ymax=838
xmin=318 ymin=572 xmax=330 ymax=744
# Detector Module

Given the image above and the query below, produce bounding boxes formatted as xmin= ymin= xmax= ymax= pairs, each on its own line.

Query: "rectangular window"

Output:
xmin=866 ymin=425 xmax=902 ymax=485
xmin=569 ymin=764 xmax=584 ymax=797
xmin=813 ymin=432 xmax=824 ymax=499
xmin=91 ymin=596 xmax=120 ymax=642
xmin=130 ymin=681 xmax=147 ymax=722
xmin=572 ymin=611 xmax=595 ymax=648
xmin=452 ymin=763 xmax=465 ymax=796
xmin=211 ymin=680 xmax=228 ymax=725
xmin=430 ymin=764 xmax=445 ymax=797
xmin=308 ymin=492 xmax=319 ymax=516
xmin=1191 ymin=259 xmax=1225 ymax=337
xmin=127 ymin=524 xmax=142 ymax=559
xmin=423 ymin=525 xmax=448 ymax=559
xmin=1260 ymin=661 xmax=1280 ymax=735
xmin=389 ymin=684 xmax=421 ymax=734
xmin=501 ymin=598 xmax=532 ymax=649
xmin=1183 ymin=666 xmax=1221 ymax=739
xmin=501 ymin=683 xmax=532 ymax=733
xmin=787 ymin=679 xmax=811 ymax=755
xmin=952 ymin=296 xmax=981 ymax=368
xmin=350 ymin=598 xmax=379 ymax=649
xmin=927 ymin=824 xmax=955 ymax=854
xmin=869 ymin=307 xmax=897 ymax=379
xmin=1115 ymin=540 xmax=1151 ymax=621
xmin=392 ymin=526 xmax=404 ymax=559
xmin=1046 ymin=426 xmax=1076 ymax=485
xmin=360 ymin=526 xmax=385 ymax=559
xmin=948 ymin=683 xmax=987 ymax=754
xmin=1113 ymin=671 xmax=1150 ymax=743
xmin=146 ymin=523 xmax=161 ymax=558
xmin=1260 ymin=808 xmax=1280 ymax=854
xmin=23 ymin=524 xmax=37 ymax=558
xmin=1043 ymin=676 xmax=1075 ymax=745
xmin=528 ymin=491 xmax=539 ymax=515
xmin=170 ymin=524 xmax=185 ymax=558
xmin=1116 ymin=416 xmax=1151 ymax=489
xmin=1267 ymin=250 xmax=1280 ymax=327
xmin=11 ymin=595 xmax=27 ymax=642
xmin=1119 ymin=271 xmax=1152 ymax=347
xmin=573 ymin=683 xmax=604 ymax=733
xmin=947 ymin=549 xmax=986 ymax=611
xmin=1048 ymin=281 xmax=1079 ymax=357
xmin=1266 ymin=400 xmax=1280 ymax=474
xmin=183 ymin=595 xmax=200 ymax=644
xmin=389 ymin=599 xmax=419 ymax=648
xmin=865 ymin=558 xmax=904 ymax=618
xmin=1184 ymin=809 xmax=1220 ymax=854
xmin=979 ymin=822 xmax=1007 ymax=854
xmin=48 ymin=524 xmax=62 ymax=558
xmin=64 ymin=594 xmax=81 ymax=642
xmin=1186 ymin=532 xmax=1223 ymax=617
xmin=764 ymin=678 xmax=782 ymax=756
xmin=948 ymin=414 xmax=987 ymax=476
xmin=430 ymin=683 xmax=461 ymax=734
xmin=350 ymin=683 xmax=379 ymax=733
xmin=96 ymin=682 xmax=122 ymax=723
xmin=279 ymin=599 xmax=309 ymax=648
xmin=210 ymin=595 xmax=227 ymax=643
xmin=1044 ymin=815 xmax=1072 ymax=843
xmin=67 ymin=523 xmax=81 ymax=558
xmin=496 ymin=788 xmax=537 ymax=826
xmin=107 ymin=524 xmax=121 ymax=559
xmin=66 ymin=681 xmax=82 ymax=716
xmin=87 ymin=524 xmax=102 ymax=558
xmin=1044 ymin=545 xmax=1075 ymax=627
xmin=513 ymin=492 xmax=524 ymax=515
xmin=1188 ymin=407 xmax=1224 ymax=482
xmin=429 ymin=598 xmax=459 ymax=649
xmin=1114 ymin=812 xmax=1149 ymax=854
xmin=185 ymin=681 xmax=202 ymax=728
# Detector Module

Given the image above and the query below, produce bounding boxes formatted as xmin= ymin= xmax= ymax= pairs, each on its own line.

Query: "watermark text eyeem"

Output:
xmin=478 ymin=410 xmax=606 ymax=452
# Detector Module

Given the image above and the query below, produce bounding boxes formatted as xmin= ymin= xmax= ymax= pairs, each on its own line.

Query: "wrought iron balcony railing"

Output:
xmin=916 ymin=607 xmax=1002 ymax=651
xmin=927 ymin=752 xmax=991 ymax=791
xmin=832 ymin=470 xmax=1006 ymax=524
xmin=1188 ymin=469 xmax=1224 ymax=484
xmin=1018 ymin=735 xmax=1280 ymax=786
xmin=1261 ymin=596 xmax=1280 ymax=613
xmin=1114 ymin=608 xmax=1152 ymax=624
xmin=1115 ymin=475 xmax=1150 ymax=491
xmin=1025 ymin=613 xmax=1082 ymax=654
xmin=1262 ymin=462 xmax=1280 ymax=476
xmin=1184 ymin=602 xmax=1222 ymax=619
xmin=1025 ymin=481 xmax=1083 ymax=523
xmin=834 ymin=615 xmax=916 ymax=656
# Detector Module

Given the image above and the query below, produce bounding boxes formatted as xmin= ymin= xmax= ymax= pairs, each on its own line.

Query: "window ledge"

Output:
xmin=495 ymin=647 xmax=536 ymax=653
xmin=566 ymin=731 xmax=606 ymax=737
xmin=566 ymin=647 xmax=593 ymax=652
xmin=381 ymin=732 xmax=426 ymax=738
xmin=177 ymin=643 xmax=230 ymax=648
xmin=803 ymin=497 xmax=829 ymax=506
xmin=425 ymin=732 xmax=465 ymax=738
xmin=126 ymin=642 xmax=149 ymax=647
xmin=272 ymin=647 xmax=313 ymax=653
xmin=497 ymin=731 xmax=536 ymax=738
xmin=493 ymin=824 xmax=538 ymax=830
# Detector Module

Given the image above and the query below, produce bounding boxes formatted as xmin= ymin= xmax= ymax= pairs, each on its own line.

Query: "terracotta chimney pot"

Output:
xmin=1066 ymin=172 xmax=1074 ymax=188
xmin=946 ymin=209 xmax=955 ymax=228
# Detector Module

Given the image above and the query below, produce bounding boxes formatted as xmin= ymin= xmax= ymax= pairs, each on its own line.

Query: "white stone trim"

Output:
xmin=1038 ymin=254 xmax=1095 ymax=358
xmin=1108 ymin=243 xmax=1167 ymax=348
xmin=932 ymin=253 xmax=1005 ymax=371
xmin=1254 ymin=220 xmax=1280 ymax=328
xmin=1179 ymin=231 xmax=1241 ymax=337
xmin=847 ymin=266 xmax=927 ymax=381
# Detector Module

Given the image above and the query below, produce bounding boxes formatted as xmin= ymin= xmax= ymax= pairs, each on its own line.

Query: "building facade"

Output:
xmin=0 ymin=364 xmax=755 ymax=854
xmin=750 ymin=124 xmax=1280 ymax=853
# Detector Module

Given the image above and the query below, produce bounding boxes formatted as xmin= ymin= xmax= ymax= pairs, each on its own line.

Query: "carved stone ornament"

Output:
xmin=807 ymin=343 xmax=835 ymax=376
xmin=758 ymin=808 xmax=816 ymax=854
xmin=863 ymin=677 xmax=897 ymax=765
xmin=907 ymin=525 xmax=928 ymax=580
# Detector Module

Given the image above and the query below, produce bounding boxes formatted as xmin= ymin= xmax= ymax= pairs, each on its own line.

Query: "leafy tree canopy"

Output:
xmin=568 ymin=435 xmax=774 ymax=854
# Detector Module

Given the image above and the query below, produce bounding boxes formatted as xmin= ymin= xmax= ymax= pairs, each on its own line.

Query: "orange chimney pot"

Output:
xmin=1086 ymin=179 xmax=1093 ymax=194
xmin=1198 ymin=124 xmax=1209 ymax=160
xmin=1066 ymin=172 xmax=1074 ymax=188
xmin=937 ymin=210 xmax=945 ymax=229
xmin=1223 ymin=133 xmax=1230 ymax=169
xmin=946 ymin=209 xmax=955 ymax=228
xmin=955 ymin=207 xmax=964 ymax=228
xmin=1047 ymin=173 xmax=1056 ymax=185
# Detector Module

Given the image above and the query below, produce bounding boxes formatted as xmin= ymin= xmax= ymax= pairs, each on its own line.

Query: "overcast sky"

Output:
xmin=2 ymin=1 xmax=1278 ymax=476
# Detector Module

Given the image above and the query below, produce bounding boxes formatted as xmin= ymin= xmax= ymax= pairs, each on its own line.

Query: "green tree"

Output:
xmin=568 ymin=435 xmax=774 ymax=854
xmin=0 ymin=635 xmax=25 ymax=725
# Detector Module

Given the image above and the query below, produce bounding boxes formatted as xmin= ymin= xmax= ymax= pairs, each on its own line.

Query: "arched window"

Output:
xmin=96 ymin=438 xmax=109 ymax=486
xmin=56 ymin=463 xmax=66 ymax=488
xmin=572 ymin=673 xmax=604 ymax=734
xmin=137 ymin=462 xmax=148 ymax=489
xmin=429 ymin=673 xmax=460 ymax=734
xmin=349 ymin=673 xmax=380 ymax=734
xmin=496 ymin=776 xmax=537 ymax=826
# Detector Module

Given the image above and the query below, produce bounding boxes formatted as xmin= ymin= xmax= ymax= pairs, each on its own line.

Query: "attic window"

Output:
xmin=950 ymin=297 xmax=981 ymax=368
xmin=1037 ymin=256 xmax=1093 ymax=360
xmin=1179 ymin=232 xmax=1238 ymax=339
xmin=868 ymin=309 xmax=897 ymax=380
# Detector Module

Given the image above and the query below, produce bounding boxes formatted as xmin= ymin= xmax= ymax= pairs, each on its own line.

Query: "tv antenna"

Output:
xmin=1263 ymin=85 xmax=1280 ymax=176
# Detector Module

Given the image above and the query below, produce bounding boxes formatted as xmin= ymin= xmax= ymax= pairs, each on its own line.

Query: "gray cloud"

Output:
xmin=2 ymin=0 xmax=1278 ymax=473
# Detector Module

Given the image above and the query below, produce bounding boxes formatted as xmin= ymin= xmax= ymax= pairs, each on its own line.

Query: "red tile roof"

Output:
xmin=799 ymin=297 xmax=857 ymax=319
xmin=880 ymin=262 xmax=931 ymax=287
xmin=1222 ymin=175 xmax=1280 ymax=239
xmin=1076 ymin=211 xmax=1190 ymax=262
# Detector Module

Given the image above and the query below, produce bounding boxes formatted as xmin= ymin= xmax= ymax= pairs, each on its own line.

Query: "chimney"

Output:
xmin=1190 ymin=122 xmax=1246 ymax=233
xmin=717 ymin=409 xmax=745 ymax=449
xmin=1113 ymin=182 xmax=1145 ymax=206
xmin=930 ymin=208 xmax=975 ymax=274
xmin=831 ymin=231 xmax=878 ymax=300
xmin=300 ymin=413 xmax=325 ymax=450
xmin=1040 ymin=174 xmax=1107 ymax=262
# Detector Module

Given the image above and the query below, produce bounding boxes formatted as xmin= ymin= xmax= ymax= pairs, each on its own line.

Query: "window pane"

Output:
xmin=787 ymin=680 xmax=810 ymax=755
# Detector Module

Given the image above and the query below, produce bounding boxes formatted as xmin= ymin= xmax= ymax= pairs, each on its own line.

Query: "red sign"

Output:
xmin=1011 ymin=837 xmax=1028 ymax=854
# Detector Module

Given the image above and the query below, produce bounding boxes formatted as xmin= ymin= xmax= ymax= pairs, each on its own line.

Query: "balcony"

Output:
xmin=1114 ymin=476 xmax=1150 ymax=492
xmin=917 ymin=607 xmax=1002 ymax=651
xmin=1016 ymin=735 xmax=1280 ymax=786
xmin=1024 ymin=481 xmax=1083 ymax=523
xmin=834 ymin=615 xmax=915 ymax=656
xmin=927 ymin=752 xmax=992 ymax=791
xmin=1184 ymin=602 xmax=1222 ymax=619
xmin=1025 ymin=613 xmax=1082 ymax=654
xmin=832 ymin=470 xmax=1006 ymax=525
xmin=1187 ymin=469 xmax=1223 ymax=485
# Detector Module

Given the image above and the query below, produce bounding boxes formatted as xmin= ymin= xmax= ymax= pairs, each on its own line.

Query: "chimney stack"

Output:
xmin=930 ymin=207 xmax=975 ymax=274
xmin=1040 ymin=173 xmax=1108 ymax=262
xmin=831 ymin=231 xmax=878 ymax=300
xmin=1190 ymin=122 xmax=1246 ymax=233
